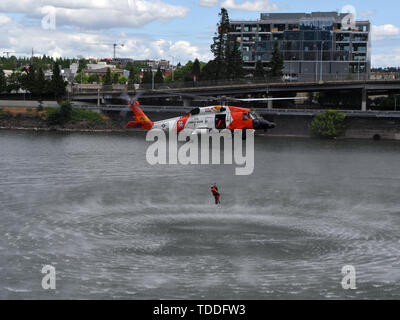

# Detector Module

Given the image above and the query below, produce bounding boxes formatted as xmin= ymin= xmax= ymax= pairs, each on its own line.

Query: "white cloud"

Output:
xmin=0 ymin=14 xmax=211 ymax=63
xmin=371 ymin=24 xmax=400 ymax=40
xmin=0 ymin=13 xmax=12 ymax=25
xmin=359 ymin=10 xmax=376 ymax=18
xmin=372 ymin=49 xmax=400 ymax=67
xmin=221 ymin=0 xmax=278 ymax=11
xmin=200 ymin=0 xmax=278 ymax=11
xmin=0 ymin=0 xmax=189 ymax=29
xmin=199 ymin=0 xmax=219 ymax=6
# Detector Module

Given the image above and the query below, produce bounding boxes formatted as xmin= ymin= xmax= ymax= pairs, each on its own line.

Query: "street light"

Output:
xmin=169 ymin=55 xmax=175 ymax=82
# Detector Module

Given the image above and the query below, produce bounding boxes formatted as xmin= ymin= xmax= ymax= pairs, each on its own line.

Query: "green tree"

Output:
xmin=154 ymin=67 xmax=164 ymax=84
xmin=254 ymin=60 xmax=266 ymax=79
xmin=6 ymin=72 xmax=23 ymax=93
xmin=210 ymin=8 xmax=230 ymax=80
xmin=0 ymin=69 xmax=6 ymax=93
xmin=87 ymin=74 xmax=100 ymax=83
xmin=118 ymin=75 xmax=129 ymax=84
xmin=103 ymin=68 xmax=112 ymax=85
xmin=268 ymin=41 xmax=284 ymax=80
xmin=36 ymin=67 xmax=48 ymax=98
xmin=112 ymin=72 xmax=119 ymax=84
xmin=192 ymin=59 xmax=201 ymax=81
xmin=200 ymin=60 xmax=218 ymax=81
xmin=77 ymin=59 xmax=88 ymax=73
xmin=50 ymin=62 xmax=66 ymax=99
xmin=74 ymin=72 xmax=89 ymax=84
xmin=226 ymin=39 xmax=244 ymax=79
xmin=22 ymin=65 xmax=37 ymax=94
xmin=141 ymin=68 xmax=153 ymax=84
xmin=127 ymin=67 xmax=139 ymax=84
xmin=46 ymin=101 xmax=73 ymax=125
xmin=310 ymin=110 xmax=347 ymax=138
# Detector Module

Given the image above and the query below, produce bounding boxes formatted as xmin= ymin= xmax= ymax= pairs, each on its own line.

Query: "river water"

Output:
xmin=1 ymin=130 xmax=400 ymax=299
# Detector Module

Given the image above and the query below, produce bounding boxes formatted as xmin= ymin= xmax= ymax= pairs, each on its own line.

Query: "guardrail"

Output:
xmin=69 ymin=78 xmax=399 ymax=94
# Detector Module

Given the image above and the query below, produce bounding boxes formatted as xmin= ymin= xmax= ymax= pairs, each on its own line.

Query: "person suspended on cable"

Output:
xmin=210 ymin=184 xmax=221 ymax=205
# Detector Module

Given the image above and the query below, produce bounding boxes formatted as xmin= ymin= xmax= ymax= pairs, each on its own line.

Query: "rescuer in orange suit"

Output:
xmin=210 ymin=184 xmax=221 ymax=205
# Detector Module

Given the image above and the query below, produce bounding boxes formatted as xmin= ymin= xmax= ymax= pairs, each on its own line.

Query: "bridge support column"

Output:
xmin=268 ymin=97 xmax=273 ymax=110
xmin=361 ymin=88 xmax=367 ymax=111
xmin=97 ymin=88 xmax=101 ymax=107
xmin=183 ymin=98 xmax=192 ymax=107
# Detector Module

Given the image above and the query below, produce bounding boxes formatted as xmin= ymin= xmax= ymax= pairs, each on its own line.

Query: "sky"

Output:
xmin=0 ymin=0 xmax=399 ymax=67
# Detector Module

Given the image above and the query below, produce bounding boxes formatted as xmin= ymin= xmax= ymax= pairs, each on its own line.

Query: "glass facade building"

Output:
xmin=229 ymin=12 xmax=371 ymax=81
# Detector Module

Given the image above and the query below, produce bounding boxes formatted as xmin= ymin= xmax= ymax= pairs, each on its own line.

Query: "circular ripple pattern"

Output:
xmin=1 ymin=131 xmax=400 ymax=299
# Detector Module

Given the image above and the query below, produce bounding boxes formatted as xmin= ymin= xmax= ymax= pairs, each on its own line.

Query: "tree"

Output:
xmin=112 ymin=72 xmax=119 ymax=84
xmin=74 ymin=72 xmax=89 ymax=84
xmin=254 ymin=60 xmax=266 ymax=79
xmin=118 ymin=75 xmax=129 ymax=85
xmin=0 ymin=69 xmax=6 ymax=93
xmin=268 ymin=41 xmax=284 ymax=80
xmin=226 ymin=39 xmax=244 ymax=79
xmin=6 ymin=72 xmax=23 ymax=93
xmin=103 ymin=68 xmax=112 ymax=85
xmin=50 ymin=62 xmax=66 ymax=99
xmin=210 ymin=8 xmax=230 ymax=80
xmin=311 ymin=110 xmax=347 ymax=138
xmin=77 ymin=59 xmax=88 ymax=73
xmin=154 ymin=67 xmax=164 ymax=84
xmin=141 ymin=68 xmax=153 ymax=84
xmin=36 ymin=67 xmax=48 ymax=98
xmin=200 ymin=60 xmax=218 ymax=81
xmin=192 ymin=59 xmax=201 ymax=82
xmin=87 ymin=74 xmax=100 ymax=83
xmin=22 ymin=64 xmax=37 ymax=94
xmin=46 ymin=101 xmax=73 ymax=125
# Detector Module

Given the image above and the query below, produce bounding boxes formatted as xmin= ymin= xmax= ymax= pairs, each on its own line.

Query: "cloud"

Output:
xmin=359 ymin=10 xmax=376 ymax=18
xmin=371 ymin=24 xmax=400 ymax=40
xmin=0 ymin=14 xmax=12 ymax=25
xmin=372 ymin=49 xmax=400 ymax=67
xmin=199 ymin=0 xmax=219 ymax=6
xmin=0 ymin=0 xmax=189 ymax=29
xmin=0 ymin=14 xmax=212 ymax=63
xmin=200 ymin=0 xmax=279 ymax=11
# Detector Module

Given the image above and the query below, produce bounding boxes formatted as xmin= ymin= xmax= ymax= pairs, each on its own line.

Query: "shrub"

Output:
xmin=311 ymin=110 xmax=346 ymax=139
xmin=46 ymin=101 xmax=73 ymax=125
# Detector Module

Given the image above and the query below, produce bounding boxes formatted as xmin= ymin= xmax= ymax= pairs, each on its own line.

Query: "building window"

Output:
xmin=259 ymin=24 xmax=271 ymax=32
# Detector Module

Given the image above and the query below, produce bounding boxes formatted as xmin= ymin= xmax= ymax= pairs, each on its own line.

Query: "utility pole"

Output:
xmin=320 ymin=41 xmax=324 ymax=82
xmin=169 ymin=55 xmax=175 ymax=82
xmin=113 ymin=43 xmax=124 ymax=60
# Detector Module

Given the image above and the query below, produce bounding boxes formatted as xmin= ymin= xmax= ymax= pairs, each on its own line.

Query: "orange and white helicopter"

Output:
xmin=123 ymin=93 xmax=304 ymax=135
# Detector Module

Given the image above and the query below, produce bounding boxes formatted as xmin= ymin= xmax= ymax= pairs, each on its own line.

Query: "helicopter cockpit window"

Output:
xmin=250 ymin=112 xmax=259 ymax=120
xmin=190 ymin=108 xmax=200 ymax=115
xmin=243 ymin=112 xmax=251 ymax=121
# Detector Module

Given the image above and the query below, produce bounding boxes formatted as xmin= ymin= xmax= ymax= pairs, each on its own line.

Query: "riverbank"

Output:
xmin=0 ymin=107 xmax=124 ymax=132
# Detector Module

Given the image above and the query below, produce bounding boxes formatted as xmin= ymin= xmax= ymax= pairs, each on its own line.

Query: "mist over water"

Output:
xmin=1 ymin=130 xmax=400 ymax=299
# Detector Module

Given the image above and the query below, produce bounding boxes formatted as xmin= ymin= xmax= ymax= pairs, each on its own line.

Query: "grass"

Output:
xmin=46 ymin=105 xmax=107 ymax=126
xmin=70 ymin=109 xmax=105 ymax=125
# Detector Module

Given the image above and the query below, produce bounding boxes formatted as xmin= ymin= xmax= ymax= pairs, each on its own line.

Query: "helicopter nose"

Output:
xmin=253 ymin=119 xmax=276 ymax=130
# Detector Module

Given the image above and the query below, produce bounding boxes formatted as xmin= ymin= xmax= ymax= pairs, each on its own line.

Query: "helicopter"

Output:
xmin=123 ymin=92 xmax=305 ymax=136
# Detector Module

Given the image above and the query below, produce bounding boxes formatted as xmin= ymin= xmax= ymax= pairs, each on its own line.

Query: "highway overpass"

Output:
xmin=70 ymin=79 xmax=400 ymax=111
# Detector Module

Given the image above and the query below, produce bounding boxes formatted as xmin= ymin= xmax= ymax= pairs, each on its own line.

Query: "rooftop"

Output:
xmin=231 ymin=11 xmax=370 ymax=24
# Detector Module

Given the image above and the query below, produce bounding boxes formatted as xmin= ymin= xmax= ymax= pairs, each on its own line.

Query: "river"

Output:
xmin=1 ymin=130 xmax=400 ymax=299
